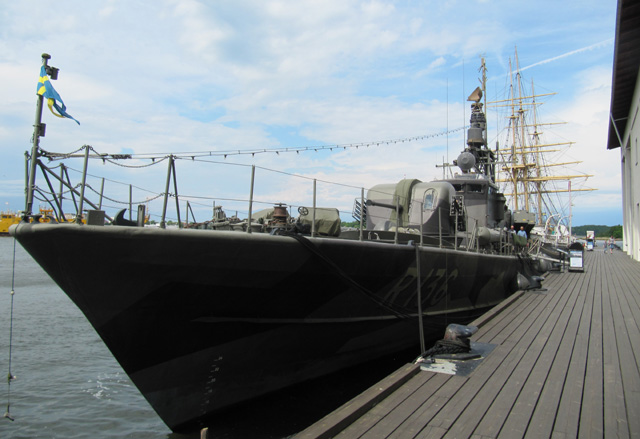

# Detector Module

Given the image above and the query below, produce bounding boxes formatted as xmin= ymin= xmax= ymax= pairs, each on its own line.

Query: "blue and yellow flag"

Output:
xmin=37 ymin=66 xmax=80 ymax=125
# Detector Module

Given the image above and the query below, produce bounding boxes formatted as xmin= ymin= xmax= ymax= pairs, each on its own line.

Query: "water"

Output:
xmin=0 ymin=237 xmax=420 ymax=439
xmin=0 ymin=237 xmax=176 ymax=438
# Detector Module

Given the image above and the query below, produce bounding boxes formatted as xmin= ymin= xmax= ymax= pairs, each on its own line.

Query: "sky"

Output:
xmin=0 ymin=0 xmax=621 ymax=227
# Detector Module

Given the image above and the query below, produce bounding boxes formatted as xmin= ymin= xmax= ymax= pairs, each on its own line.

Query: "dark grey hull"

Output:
xmin=11 ymin=222 xmax=529 ymax=431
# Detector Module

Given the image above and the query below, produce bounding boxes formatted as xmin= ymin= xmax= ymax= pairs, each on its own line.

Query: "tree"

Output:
xmin=607 ymin=225 xmax=623 ymax=239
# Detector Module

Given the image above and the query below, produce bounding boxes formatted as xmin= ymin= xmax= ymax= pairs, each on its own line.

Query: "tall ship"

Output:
xmin=489 ymin=50 xmax=595 ymax=248
xmin=9 ymin=55 xmax=549 ymax=432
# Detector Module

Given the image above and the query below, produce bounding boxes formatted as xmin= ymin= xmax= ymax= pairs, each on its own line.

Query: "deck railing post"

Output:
xmin=62 ymin=166 xmax=79 ymax=215
xmin=312 ymin=179 xmax=317 ymax=237
xmin=247 ymin=165 xmax=255 ymax=234
xmin=58 ymin=166 xmax=64 ymax=210
xmin=438 ymin=207 xmax=442 ymax=248
xmin=394 ymin=197 xmax=400 ymax=244
xmin=454 ymin=211 xmax=458 ymax=250
xmin=171 ymin=158 xmax=181 ymax=228
xmin=39 ymin=163 xmax=63 ymax=221
xmin=359 ymin=188 xmax=364 ymax=242
xmin=415 ymin=243 xmax=425 ymax=353
xmin=419 ymin=201 xmax=424 ymax=247
xmin=160 ymin=155 xmax=173 ymax=229
xmin=473 ymin=220 xmax=478 ymax=253
xmin=24 ymin=152 xmax=29 ymax=212
xmin=76 ymin=145 xmax=90 ymax=224
xmin=99 ymin=177 xmax=105 ymax=210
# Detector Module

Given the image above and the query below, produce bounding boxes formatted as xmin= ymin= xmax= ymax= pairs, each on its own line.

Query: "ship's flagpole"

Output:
xmin=26 ymin=53 xmax=52 ymax=215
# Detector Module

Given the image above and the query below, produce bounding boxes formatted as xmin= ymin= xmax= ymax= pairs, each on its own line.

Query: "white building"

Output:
xmin=608 ymin=0 xmax=640 ymax=261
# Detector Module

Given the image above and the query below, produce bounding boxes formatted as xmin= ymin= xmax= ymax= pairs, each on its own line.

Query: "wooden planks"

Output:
xmin=294 ymin=248 xmax=640 ymax=439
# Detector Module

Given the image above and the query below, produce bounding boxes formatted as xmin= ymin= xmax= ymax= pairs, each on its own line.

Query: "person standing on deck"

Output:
xmin=609 ymin=236 xmax=615 ymax=254
xmin=517 ymin=226 xmax=527 ymax=239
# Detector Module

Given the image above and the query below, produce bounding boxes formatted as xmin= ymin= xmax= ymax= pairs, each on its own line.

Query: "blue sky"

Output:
xmin=0 ymin=0 xmax=620 ymax=226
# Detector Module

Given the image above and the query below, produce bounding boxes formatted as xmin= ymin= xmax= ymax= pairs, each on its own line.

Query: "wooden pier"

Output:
xmin=295 ymin=248 xmax=640 ymax=438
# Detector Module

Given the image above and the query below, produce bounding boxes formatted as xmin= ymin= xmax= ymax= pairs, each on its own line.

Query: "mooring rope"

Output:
xmin=420 ymin=338 xmax=471 ymax=357
xmin=284 ymin=232 xmax=412 ymax=319
xmin=4 ymin=239 xmax=17 ymax=422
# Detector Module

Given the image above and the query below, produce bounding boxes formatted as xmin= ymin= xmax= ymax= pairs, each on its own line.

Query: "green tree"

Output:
xmin=607 ymin=225 xmax=623 ymax=239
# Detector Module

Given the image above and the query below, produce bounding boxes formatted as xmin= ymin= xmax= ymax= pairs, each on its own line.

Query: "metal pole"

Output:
xmin=58 ymin=165 xmax=64 ymax=212
xmin=466 ymin=211 xmax=469 ymax=250
xmin=24 ymin=152 xmax=29 ymax=213
xmin=160 ymin=155 xmax=173 ymax=229
xmin=129 ymin=184 xmax=133 ymax=221
xmin=171 ymin=159 xmax=181 ymax=228
xmin=394 ymin=196 xmax=399 ymax=244
xmin=76 ymin=145 xmax=90 ymax=223
xmin=247 ymin=165 xmax=255 ymax=234
xmin=454 ymin=211 xmax=458 ymax=250
xmin=26 ymin=53 xmax=51 ymax=214
xmin=62 ymin=166 xmax=79 ymax=214
xmin=99 ymin=177 xmax=105 ymax=209
xmin=312 ymin=179 xmax=317 ymax=237
xmin=359 ymin=188 xmax=364 ymax=241
xmin=473 ymin=220 xmax=480 ymax=253
xmin=39 ymin=163 xmax=63 ymax=221
xmin=568 ymin=181 xmax=572 ymax=241
xmin=419 ymin=201 xmax=424 ymax=247
xmin=39 ymin=164 xmax=111 ymax=221
xmin=137 ymin=204 xmax=146 ymax=227
xmin=415 ymin=243 xmax=425 ymax=353
xmin=438 ymin=207 xmax=442 ymax=248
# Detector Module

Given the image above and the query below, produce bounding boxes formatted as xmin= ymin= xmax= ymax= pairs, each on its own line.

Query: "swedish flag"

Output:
xmin=37 ymin=66 xmax=80 ymax=125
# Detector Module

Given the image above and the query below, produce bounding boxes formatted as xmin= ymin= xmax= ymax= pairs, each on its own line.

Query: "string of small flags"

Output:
xmin=38 ymin=125 xmax=467 ymax=164
xmin=125 ymin=126 xmax=468 ymax=160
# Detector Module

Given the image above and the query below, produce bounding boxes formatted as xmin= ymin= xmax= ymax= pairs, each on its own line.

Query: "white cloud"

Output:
xmin=0 ymin=0 xmax=619 ymax=225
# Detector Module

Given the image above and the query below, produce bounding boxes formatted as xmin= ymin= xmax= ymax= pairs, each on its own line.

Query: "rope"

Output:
xmin=283 ymin=232 xmax=411 ymax=319
xmin=420 ymin=338 xmax=471 ymax=357
xmin=4 ymin=239 xmax=17 ymax=422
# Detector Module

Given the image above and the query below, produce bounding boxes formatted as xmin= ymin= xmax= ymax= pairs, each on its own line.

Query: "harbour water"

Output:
xmin=0 ymin=236 xmax=420 ymax=439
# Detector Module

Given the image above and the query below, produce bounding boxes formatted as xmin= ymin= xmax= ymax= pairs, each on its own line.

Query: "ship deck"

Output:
xmin=293 ymin=246 xmax=640 ymax=438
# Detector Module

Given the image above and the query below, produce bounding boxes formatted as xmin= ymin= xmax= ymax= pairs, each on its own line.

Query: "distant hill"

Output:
xmin=571 ymin=225 xmax=622 ymax=239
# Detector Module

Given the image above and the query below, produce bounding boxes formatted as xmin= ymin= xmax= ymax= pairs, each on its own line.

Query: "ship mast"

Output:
xmin=516 ymin=50 xmax=530 ymax=213
xmin=531 ymin=78 xmax=543 ymax=223
xmin=492 ymin=49 xmax=594 ymax=227
xmin=461 ymin=57 xmax=496 ymax=180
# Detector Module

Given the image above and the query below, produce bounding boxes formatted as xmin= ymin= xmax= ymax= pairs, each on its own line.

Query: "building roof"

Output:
xmin=607 ymin=0 xmax=640 ymax=150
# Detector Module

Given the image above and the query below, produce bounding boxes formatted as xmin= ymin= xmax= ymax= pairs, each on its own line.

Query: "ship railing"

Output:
xmin=527 ymin=236 xmax=543 ymax=257
xmin=349 ymin=193 xmax=521 ymax=256
xmin=24 ymin=150 xmax=509 ymax=257
xmin=352 ymin=198 xmax=366 ymax=225
xmin=466 ymin=219 xmax=479 ymax=253
xmin=25 ymin=143 xmax=508 ymax=258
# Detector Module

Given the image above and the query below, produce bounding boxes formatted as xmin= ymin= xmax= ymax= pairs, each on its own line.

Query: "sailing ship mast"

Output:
xmin=492 ymin=49 xmax=594 ymax=227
